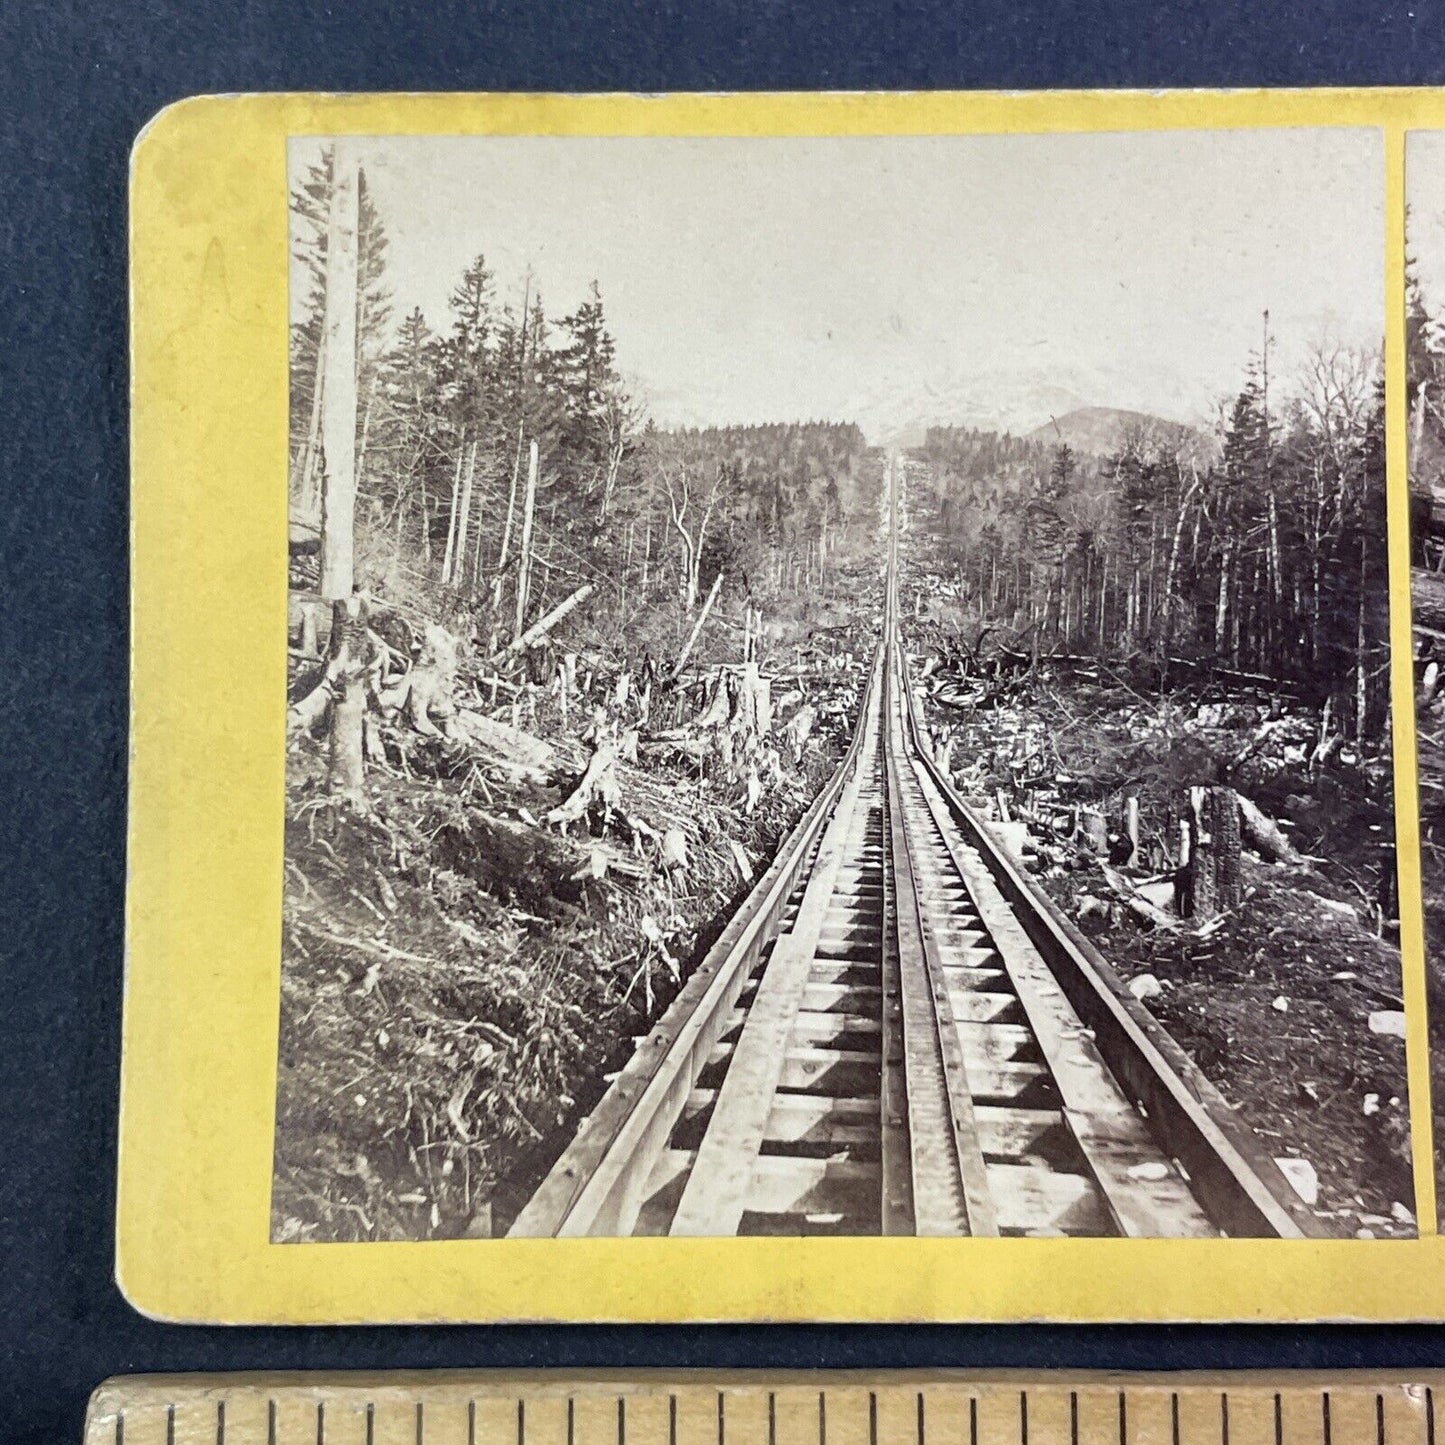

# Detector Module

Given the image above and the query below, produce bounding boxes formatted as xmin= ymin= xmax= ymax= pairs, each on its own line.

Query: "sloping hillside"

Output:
xmin=1026 ymin=405 xmax=1215 ymax=462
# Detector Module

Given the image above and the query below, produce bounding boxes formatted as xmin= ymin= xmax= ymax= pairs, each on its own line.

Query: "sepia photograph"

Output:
xmin=274 ymin=128 xmax=1414 ymax=1244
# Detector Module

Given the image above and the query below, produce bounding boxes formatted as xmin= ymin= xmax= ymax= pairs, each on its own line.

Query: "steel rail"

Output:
xmin=507 ymin=648 xmax=887 ymax=1238
xmin=897 ymin=664 xmax=1322 ymax=1238
xmin=510 ymin=457 xmax=1323 ymax=1240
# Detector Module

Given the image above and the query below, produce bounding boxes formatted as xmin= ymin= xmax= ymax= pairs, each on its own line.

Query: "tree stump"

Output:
xmin=327 ymin=596 xmax=369 ymax=808
xmin=1378 ymin=843 xmax=1398 ymax=933
xmin=1121 ymin=795 xmax=1141 ymax=870
xmin=1076 ymin=808 xmax=1109 ymax=856
xmin=1180 ymin=785 xmax=1242 ymax=920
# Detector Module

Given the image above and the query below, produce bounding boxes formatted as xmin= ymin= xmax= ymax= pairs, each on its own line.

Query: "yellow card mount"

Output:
xmin=87 ymin=1373 xmax=1438 ymax=1445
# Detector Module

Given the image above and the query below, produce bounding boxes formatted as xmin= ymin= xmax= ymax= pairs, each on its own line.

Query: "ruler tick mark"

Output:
xmin=1324 ymin=1392 xmax=1332 ymax=1445
xmin=669 ymin=1396 xmax=677 ymax=1445
xmin=417 ymin=1400 xmax=426 ymax=1445
xmin=619 ymin=1397 xmax=627 ymax=1445
xmin=870 ymin=1392 xmax=878 ymax=1445
xmin=218 ymin=1401 xmax=226 ymax=1445
xmin=1376 ymin=1395 xmax=1386 ymax=1445
xmin=818 ymin=1392 xmax=826 ymax=1445
xmin=267 ymin=1401 xmax=276 ymax=1445
xmin=1274 ymin=1395 xmax=1283 ymax=1445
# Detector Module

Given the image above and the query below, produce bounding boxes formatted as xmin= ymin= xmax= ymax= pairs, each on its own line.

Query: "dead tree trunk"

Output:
xmin=1181 ymin=785 xmax=1242 ymax=920
xmin=318 ymin=140 xmax=360 ymax=602
xmin=493 ymin=425 xmax=525 ymax=608
xmin=1121 ymin=795 xmax=1141 ymax=869
xmin=1076 ymin=809 xmax=1109 ymax=856
xmin=385 ymin=622 xmax=459 ymax=737
xmin=513 ymin=440 xmax=539 ymax=640
xmin=294 ymin=328 xmax=326 ymax=518
xmin=441 ymin=443 xmax=464 ymax=583
xmin=327 ymin=596 xmax=369 ymax=808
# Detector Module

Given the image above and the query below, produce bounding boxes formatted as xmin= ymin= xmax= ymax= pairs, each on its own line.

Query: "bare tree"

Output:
xmin=319 ymin=140 xmax=360 ymax=601
xmin=1298 ymin=338 xmax=1376 ymax=470
xmin=316 ymin=139 xmax=367 ymax=805
xmin=658 ymin=447 xmax=725 ymax=610
xmin=595 ymin=382 xmax=640 ymax=522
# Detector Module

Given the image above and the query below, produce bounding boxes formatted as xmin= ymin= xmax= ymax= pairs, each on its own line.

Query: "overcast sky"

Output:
xmin=292 ymin=129 xmax=1384 ymax=438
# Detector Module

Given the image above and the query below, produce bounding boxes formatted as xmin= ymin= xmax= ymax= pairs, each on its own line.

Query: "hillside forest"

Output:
xmin=911 ymin=332 xmax=1390 ymax=747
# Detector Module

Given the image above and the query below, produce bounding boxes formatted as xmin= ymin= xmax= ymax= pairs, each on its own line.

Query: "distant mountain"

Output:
xmin=848 ymin=375 xmax=1095 ymax=448
xmin=839 ymin=357 xmax=1217 ymax=449
xmin=1024 ymin=406 xmax=1217 ymax=463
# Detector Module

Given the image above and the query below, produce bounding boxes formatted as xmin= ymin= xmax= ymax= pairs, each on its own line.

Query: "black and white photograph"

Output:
xmin=275 ymin=129 xmax=1415 ymax=1244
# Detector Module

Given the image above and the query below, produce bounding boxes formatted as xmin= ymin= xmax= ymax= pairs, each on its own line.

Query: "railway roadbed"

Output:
xmin=510 ymin=631 xmax=1330 ymax=1240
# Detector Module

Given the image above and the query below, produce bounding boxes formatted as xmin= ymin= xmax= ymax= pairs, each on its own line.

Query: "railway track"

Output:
xmin=509 ymin=463 xmax=1323 ymax=1241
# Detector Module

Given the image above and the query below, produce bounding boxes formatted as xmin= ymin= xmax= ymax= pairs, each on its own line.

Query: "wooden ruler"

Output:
xmin=87 ymin=1373 xmax=1441 ymax=1445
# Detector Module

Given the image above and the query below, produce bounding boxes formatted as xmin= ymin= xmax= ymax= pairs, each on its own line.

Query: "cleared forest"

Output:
xmin=275 ymin=145 xmax=885 ymax=1240
xmin=276 ymin=141 xmax=1412 ymax=1241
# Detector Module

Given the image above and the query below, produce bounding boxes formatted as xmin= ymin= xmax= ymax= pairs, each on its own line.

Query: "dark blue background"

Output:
xmin=6 ymin=4 xmax=1445 ymax=1443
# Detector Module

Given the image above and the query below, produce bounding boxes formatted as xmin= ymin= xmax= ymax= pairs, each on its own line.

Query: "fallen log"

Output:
xmin=1103 ymin=863 xmax=1181 ymax=931
xmin=489 ymin=584 xmax=594 ymax=666
xmin=453 ymin=708 xmax=558 ymax=777
xmin=1238 ymin=793 xmax=1306 ymax=866
xmin=668 ymin=570 xmax=725 ymax=683
xmin=1414 ymin=566 xmax=1445 ymax=635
